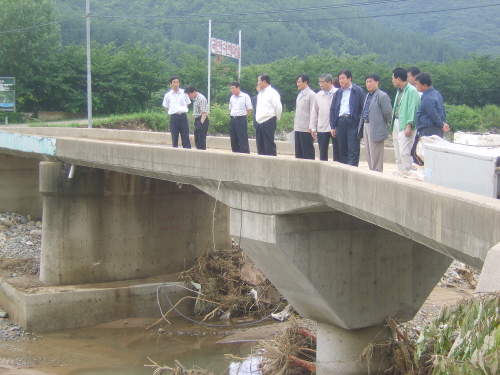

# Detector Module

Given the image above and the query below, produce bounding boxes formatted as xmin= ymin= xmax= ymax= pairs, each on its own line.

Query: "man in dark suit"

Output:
xmin=330 ymin=70 xmax=366 ymax=166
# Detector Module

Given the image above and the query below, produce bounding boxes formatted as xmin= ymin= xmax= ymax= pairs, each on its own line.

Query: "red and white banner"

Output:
xmin=210 ymin=37 xmax=241 ymax=60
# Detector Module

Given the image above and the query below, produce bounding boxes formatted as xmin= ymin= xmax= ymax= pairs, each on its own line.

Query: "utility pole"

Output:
xmin=86 ymin=0 xmax=92 ymax=128
xmin=207 ymin=20 xmax=212 ymax=110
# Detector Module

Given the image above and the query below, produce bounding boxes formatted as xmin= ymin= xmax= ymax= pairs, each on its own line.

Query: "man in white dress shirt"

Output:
xmin=255 ymin=74 xmax=282 ymax=156
xmin=294 ymin=74 xmax=315 ymax=160
xmin=162 ymin=76 xmax=191 ymax=148
xmin=228 ymin=81 xmax=253 ymax=153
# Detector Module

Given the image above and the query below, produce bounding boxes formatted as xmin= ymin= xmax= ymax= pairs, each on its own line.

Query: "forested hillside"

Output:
xmin=365 ymin=0 xmax=500 ymax=57
xmin=54 ymin=0 xmax=468 ymax=65
xmin=2 ymin=0 xmax=499 ymax=115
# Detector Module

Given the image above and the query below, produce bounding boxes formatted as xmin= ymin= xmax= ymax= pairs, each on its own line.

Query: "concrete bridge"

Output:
xmin=1 ymin=127 xmax=499 ymax=374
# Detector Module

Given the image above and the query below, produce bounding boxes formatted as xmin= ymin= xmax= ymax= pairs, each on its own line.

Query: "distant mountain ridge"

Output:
xmin=363 ymin=0 xmax=500 ymax=57
xmin=54 ymin=0 xmax=493 ymax=64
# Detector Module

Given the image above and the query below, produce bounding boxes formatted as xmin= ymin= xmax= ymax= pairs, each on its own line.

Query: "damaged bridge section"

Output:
xmin=2 ymin=128 xmax=500 ymax=374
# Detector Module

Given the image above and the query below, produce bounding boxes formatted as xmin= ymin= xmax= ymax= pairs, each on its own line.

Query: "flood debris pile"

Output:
xmin=253 ymin=316 xmax=317 ymax=375
xmin=438 ymin=260 xmax=480 ymax=289
xmin=362 ymin=292 xmax=500 ymax=375
xmin=179 ymin=248 xmax=282 ymax=320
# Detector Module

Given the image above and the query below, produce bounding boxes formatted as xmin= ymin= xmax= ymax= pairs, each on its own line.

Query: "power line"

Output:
xmin=189 ymin=2 xmax=500 ymax=24
xmin=93 ymin=0 xmax=410 ymax=20
xmin=1 ymin=1 xmax=499 ymax=33
xmin=0 ymin=17 xmax=83 ymax=35
xmin=90 ymin=1 xmax=500 ymax=25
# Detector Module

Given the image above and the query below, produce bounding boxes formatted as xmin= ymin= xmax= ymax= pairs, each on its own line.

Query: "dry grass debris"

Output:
xmin=179 ymin=248 xmax=279 ymax=319
xmin=252 ymin=316 xmax=317 ymax=375
xmin=145 ymin=358 xmax=215 ymax=375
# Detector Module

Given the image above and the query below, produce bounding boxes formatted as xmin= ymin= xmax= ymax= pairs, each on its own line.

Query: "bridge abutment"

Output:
xmin=0 ymin=154 xmax=43 ymax=219
xmin=39 ymin=161 xmax=230 ymax=285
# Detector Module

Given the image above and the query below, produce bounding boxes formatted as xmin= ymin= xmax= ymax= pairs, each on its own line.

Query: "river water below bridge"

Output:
xmin=0 ymin=286 xmax=472 ymax=375
xmin=0 ymin=316 xmax=280 ymax=375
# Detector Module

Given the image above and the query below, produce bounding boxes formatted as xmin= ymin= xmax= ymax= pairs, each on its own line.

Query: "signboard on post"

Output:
xmin=210 ymin=37 xmax=241 ymax=60
xmin=207 ymin=21 xmax=242 ymax=110
xmin=0 ymin=77 xmax=15 ymax=112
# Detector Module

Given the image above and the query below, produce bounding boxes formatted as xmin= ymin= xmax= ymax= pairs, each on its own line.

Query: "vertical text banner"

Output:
xmin=210 ymin=37 xmax=241 ymax=59
xmin=0 ymin=77 xmax=15 ymax=112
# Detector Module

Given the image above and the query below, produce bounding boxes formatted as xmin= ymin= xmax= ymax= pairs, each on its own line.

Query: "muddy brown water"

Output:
xmin=0 ymin=286 xmax=470 ymax=375
xmin=0 ymin=317 xmax=279 ymax=375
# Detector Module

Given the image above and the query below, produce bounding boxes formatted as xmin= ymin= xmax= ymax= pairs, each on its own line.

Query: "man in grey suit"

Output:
xmin=358 ymin=73 xmax=392 ymax=172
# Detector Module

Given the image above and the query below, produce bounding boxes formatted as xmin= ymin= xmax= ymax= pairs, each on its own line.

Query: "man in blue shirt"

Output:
xmin=411 ymin=73 xmax=450 ymax=164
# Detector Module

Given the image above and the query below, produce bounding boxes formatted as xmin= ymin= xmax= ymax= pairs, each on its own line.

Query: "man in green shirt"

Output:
xmin=390 ymin=68 xmax=421 ymax=172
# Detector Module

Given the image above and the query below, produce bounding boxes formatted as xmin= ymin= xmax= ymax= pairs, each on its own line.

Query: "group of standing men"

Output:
xmin=162 ymin=67 xmax=449 ymax=173
xmin=162 ymin=74 xmax=282 ymax=156
xmin=296 ymin=67 xmax=449 ymax=172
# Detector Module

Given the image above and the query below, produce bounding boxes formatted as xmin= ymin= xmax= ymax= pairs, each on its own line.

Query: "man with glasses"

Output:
xmin=310 ymin=74 xmax=340 ymax=161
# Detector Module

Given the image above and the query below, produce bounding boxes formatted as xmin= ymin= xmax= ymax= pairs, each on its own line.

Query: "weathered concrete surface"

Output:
xmin=1 ymin=128 xmax=498 ymax=275
xmin=232 ymin=210 xmax=452 ymax=329
xmin=1 ymin=128 xmax=499 ymax=369
xmin=0 ymin=154 xmax=43 ymax=219
xmin=477 ymin=242 xmax=500 ymax=292
xmin=0 ymin=126 xmax=396 ymax=163
xmin=39 ymin=161 xmax=230 ymax=285
xmin=0 ymin=275 xmax=192 ymax=332
xmin=317 ymin=323 xmax=391 ymax=375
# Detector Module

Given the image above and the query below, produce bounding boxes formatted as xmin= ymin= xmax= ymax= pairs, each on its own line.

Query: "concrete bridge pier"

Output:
xmin=231 ymin=208 xmax=452 ymax=374
xmin=38 ymin=161 xmax=230 ymax=285
xmin=317 ymin=323 xmax=391 ymax=374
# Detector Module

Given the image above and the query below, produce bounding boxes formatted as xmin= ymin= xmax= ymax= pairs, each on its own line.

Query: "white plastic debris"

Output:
xmin=271 ymin=304 xmax=292 ymax=322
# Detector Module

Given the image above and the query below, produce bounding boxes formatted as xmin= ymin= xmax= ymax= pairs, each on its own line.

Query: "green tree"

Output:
xmin=0 ymin=0 xmax=62 ymax=112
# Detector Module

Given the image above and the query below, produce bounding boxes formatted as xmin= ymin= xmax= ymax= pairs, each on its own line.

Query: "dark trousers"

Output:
xmin=295 ymin=131 xmax=315 ymax=160
xmin=411 ymin=126 xmax=443 ymax=165
xmin=194 ymin=116 xmax=209 ymax=150
xmin=253 ymin=121 xmax=263 ymax=154
xmin=229 ymin=116 xmax=250 ymax=153
xmin=256 ymin=117 xmax=277 ymax=156
xmin=170 ymin=113 xmax=191 ymax=148
xmin=317 ymin=131 xmax=340 ymax=161
xmin=336 ymin=116 xmax=360 ymax=166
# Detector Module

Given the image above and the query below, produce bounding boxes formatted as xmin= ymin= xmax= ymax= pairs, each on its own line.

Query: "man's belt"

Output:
xmin=339 ymin=114 xmax=351 ymax=118
xmin=231 ymin=115 xmax=246 ymax=119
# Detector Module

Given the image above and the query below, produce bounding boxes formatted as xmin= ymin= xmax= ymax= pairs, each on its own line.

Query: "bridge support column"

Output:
xmin=317 ymin=323 xmax=390 ymax=375
xmin=232 ymin=209 xmax=452 ymax=374
xmin=0 ymin=154 xmax=42 ymax=219
xmin=39 ymin=161 xmax=230 ymax=285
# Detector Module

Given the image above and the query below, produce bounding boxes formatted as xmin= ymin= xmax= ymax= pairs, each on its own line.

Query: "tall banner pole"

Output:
xmin=238 ymin=30 xmax=242 ymax=80
xmin=86 ymin=0 xmax=92 ymax=128
xmin=207 ymin=20 xmax=212 ymax=110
